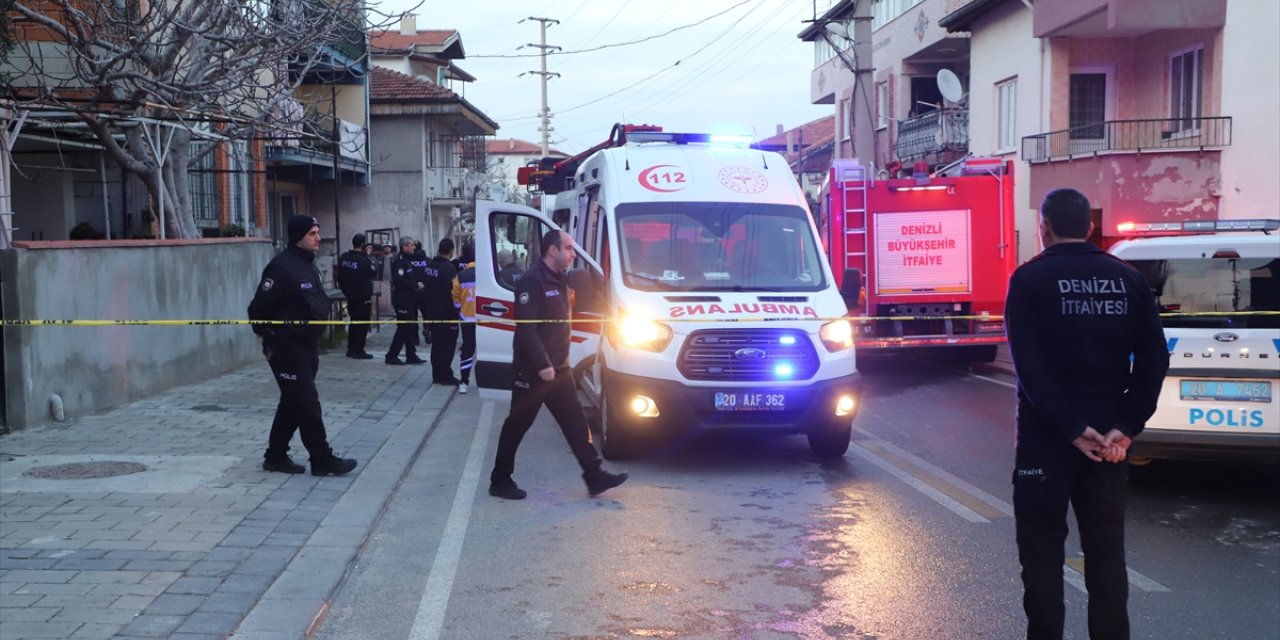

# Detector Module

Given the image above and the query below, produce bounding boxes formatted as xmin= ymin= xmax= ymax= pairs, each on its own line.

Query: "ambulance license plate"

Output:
xmin=1179 ymin=379 xmax=1271 ymax=403
xmin=714 ymin=391 xmax=786 ymax=411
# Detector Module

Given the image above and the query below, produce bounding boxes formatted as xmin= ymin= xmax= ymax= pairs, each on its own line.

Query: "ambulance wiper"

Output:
xmin=687 ymin=285 xmax=783 ymax=292
xmin=626 ymin=272 xmax=678 ymax=291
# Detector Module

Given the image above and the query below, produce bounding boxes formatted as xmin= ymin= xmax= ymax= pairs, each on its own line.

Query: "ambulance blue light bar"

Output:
xmin=626 ymin=132 xmax=753 ymax=146
xmin=1116 ymin=219 xmax=1279 ymax=235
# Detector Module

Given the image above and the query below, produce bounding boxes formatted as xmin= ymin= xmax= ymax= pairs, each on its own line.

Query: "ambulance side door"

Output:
xmin=475 ymin=200 xmax=603 ymax=401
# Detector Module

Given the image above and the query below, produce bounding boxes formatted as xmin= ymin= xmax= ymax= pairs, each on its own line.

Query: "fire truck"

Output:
xmin=824 ymin=158 xmax=1017 ymax=361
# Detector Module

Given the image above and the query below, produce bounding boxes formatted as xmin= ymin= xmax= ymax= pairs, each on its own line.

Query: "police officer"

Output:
xmin=248 ymin=215 xmax=358 ymax=477
xmin=423 ymin=238 xmax=460 ymax=385
xmin=488 ymin=230 xmax=628 ymax=500
xmin=1005 ymin=188 xmax=1169 ymax=640
xmin=336 ymin=233 xmax=377 ymax=359
xmin=385 ymin=236 xmax=426 ymax=365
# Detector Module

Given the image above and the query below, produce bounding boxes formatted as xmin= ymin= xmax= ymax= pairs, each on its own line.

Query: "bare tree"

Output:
xmin=3 ymin=0 xmax=399 ymax=238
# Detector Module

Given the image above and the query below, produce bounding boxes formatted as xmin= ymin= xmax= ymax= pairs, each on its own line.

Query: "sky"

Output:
xmin=371 ymin=0 xmax=833 ymax=154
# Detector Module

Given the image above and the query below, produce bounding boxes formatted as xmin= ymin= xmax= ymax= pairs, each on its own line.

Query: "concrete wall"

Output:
xmin=968 ymin=0 xmax=1040 ymax=263
xmin=1218 ymin=0 xmax=1280 ymax=218
xmin=1 ymin=239 xmax=275 ymax=430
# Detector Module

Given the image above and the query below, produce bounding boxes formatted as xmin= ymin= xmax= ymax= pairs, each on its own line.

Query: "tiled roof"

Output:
xmin=369 ymin=29 xmax=457 ymax=51
xmin=485 ymin=139 xmax=566 ymax=156
xmin=756 ymin=115 xmax=836 ymax=150
xmin=369 ymin=67 xmax=459 ymax=102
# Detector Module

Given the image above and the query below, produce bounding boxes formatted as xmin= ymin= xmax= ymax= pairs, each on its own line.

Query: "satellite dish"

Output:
xmin=936 ymin=69 xmax=964 ymax=103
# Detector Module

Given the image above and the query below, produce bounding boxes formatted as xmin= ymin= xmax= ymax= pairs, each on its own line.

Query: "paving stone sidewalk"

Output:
xmin=0 ymin=331 xmax=455 ymax=640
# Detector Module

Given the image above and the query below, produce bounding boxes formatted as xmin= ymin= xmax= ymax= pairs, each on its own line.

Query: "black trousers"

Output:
xmin=417 ymin=297 xmax=432 ymax=345
xmin=1014 ymin=445 xmax=1130 ymax=640
xmin=346 ymin=298 xmax=370 ymax=354
xmin=429 ymin=322 xmax=459 ymax=381
xmin=387 ymin=300 xmax=419 ymax=359
xmin=264 ymin=345 xmax=333 ymax=461
xmin=491 ymin=369 xmax=601 ymax=482
xmin=458 ymin=323 xmax=476 ymax=383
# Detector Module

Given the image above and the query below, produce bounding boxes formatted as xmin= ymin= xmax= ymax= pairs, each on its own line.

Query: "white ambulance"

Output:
xmin=1108 ymin=219 xmax=1280 ymax=462
xmin=474 ymin=128 xmax=861 ymax=459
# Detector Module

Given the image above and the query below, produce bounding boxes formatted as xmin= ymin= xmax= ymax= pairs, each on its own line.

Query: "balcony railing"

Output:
xmin=893 ymin=108 xmax=968 ymax=160
xmin=1021 ymin=117 xmax=1232 ymax=163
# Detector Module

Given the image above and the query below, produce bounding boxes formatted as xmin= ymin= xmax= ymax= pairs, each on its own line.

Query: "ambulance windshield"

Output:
xmin=1131 ymin=258 xmax=1280 ymax=329
xmin=616 ymin=202 xmax=826 ymax=292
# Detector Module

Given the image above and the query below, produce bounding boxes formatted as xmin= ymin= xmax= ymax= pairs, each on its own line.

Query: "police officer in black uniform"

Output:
xmin=385 ymin=236 xmax=426 ymax=365
xmin=336 ymin=233 xmax=377 ymax=359
xmin=248 ymin=215 xmax=358 ymax=477
xmin=423 ymin=238 xmax=460 ymax=385
xmin=488 ymin=230 xmax=628 ymax=500
xmin=1005 ymin=188 xmax=1169 ymax=640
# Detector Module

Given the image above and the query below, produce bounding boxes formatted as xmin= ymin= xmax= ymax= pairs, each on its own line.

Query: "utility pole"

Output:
xmin=524 ymin=17 xmax=560 ymax=155
xmin=823 ymin=0 xmax=875 ymax=167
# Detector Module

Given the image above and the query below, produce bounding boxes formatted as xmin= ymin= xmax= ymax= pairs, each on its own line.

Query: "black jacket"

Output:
xmin=421 ymin=256 xmax=459 ymax=320
xmin=1005 ymin=242 xmax=1170 ymax=451
xmin=390 ymin=251 xmax=419 ymax=305
xmin=336 ymin=249 xmax=376 ymax=302
xmin=512 ymin=259 xmax=572 ymax=378
xmin=247 ymin=246 xmax=330 ymax=350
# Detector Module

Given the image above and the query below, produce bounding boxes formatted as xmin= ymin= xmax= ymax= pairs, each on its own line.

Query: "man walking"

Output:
xmin=248 ymin=215 xmax=358 ymax=477
xmin=1005 ymin=188 xmax=1169 ymax=640
xmin=451 ymin=243 xmax=476 ymax=394
xmin=386 ymin=236 xmax=426 ymax=366
xmin=423 ymin=238 xmax=461 ymax=385
xmin=336 ymin=233 xmax=376 ymax=359
xmin=489 ymin=230 xmax=628 ymax=500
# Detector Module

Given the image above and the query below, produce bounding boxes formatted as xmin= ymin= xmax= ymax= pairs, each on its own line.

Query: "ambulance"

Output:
xmin=1108 ymin=219 xmax=1280 ymax=462
xmin=474 ymin=125 xmax=861 ymax=459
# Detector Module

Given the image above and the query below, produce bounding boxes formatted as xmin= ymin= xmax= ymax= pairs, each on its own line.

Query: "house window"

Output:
xmin=1069 ymin=73 xmax=1107 ymax=140
xmin=841 ymin=98 xmax=852 ymax=141
xmin=1170 ymin=45 xmax=1203 ymax=133
xmin=876 ymin=82 xmax=889 ymax=130
xmin=228 ymin=141 xmax=251 ymax=230
xmin=188 ymin=142 xmax=219 ymax=232
xmin=996 ymin=78 xmax=1017 ymax=152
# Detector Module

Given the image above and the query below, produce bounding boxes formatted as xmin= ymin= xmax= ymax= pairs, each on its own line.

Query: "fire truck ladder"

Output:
xmin=838 ymin=161 xmax=869 ymax=313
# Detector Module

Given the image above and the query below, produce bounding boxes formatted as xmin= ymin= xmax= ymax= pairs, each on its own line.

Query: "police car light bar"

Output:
xmin=1116 ymin=219 xmax=1280 ymax=235
xmin=626 ymin=132 xmax=752 ymax=146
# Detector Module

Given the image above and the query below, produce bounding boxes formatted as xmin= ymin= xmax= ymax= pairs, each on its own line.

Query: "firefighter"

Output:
xmin=336 ymin=233 xmax=376 ymax=359
xmin=385 ymin=236 xmax=426 ymax=365
xmin=247 ymin=215 xmax=357 ymax=477
xmin=488 ymin=230 xmax=628 ymax=500
xmin=1005 ymin=188 xmax=1169 ymax=640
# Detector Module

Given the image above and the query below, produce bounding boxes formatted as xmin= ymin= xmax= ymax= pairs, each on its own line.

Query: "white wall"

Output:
xmin=968 ymin=1 xmax=1042 ymax=264
xmin=1217 ymin=0 xmax=1280 ymax=218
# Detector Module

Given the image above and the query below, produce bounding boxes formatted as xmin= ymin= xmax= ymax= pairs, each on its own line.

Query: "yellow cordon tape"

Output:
xmin=0 ymin=311 xmax=1275 ymax=327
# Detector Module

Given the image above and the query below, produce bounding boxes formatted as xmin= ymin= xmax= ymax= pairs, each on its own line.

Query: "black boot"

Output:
xmin=488 ymin=476 xmax=527 ymax=500
xmin=311 ymin=455 xmax=358 ymax=477
xmin=262 ymin=456 xmax=305 ymax=474
xmin=583 ymin=468 xmax=628 ymax=496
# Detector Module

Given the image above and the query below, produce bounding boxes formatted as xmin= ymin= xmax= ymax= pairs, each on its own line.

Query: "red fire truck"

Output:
xmin=825 ymin=157 xmax=1017 ymax=361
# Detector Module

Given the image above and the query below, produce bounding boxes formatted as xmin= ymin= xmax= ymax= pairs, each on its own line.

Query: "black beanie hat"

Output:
xmin=287 ymin=215 xmax=318 ymax=245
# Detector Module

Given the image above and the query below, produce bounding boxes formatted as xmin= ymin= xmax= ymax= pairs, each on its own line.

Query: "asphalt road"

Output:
xmin=315 ymin=357 xmax=1280 ymax=639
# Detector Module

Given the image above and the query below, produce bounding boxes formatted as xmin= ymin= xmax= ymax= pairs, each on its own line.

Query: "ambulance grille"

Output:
xmin=678 ymin=329 xmax=819 ymax=382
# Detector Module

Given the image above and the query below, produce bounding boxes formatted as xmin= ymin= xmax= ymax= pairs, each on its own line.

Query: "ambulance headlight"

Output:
xmin=819 ymin=320 xmax=855 ymax=352
xmin=616 ymin=314 xmax=673 ymax=352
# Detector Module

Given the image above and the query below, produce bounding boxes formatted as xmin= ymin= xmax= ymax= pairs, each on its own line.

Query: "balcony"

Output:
xmin=892 ymin=108 xmax=968 ymax=161
xmin=1021 ymin=117 xmax=1232 ymax=163
xmin=265 ymin=107 xmax=369 ymax=184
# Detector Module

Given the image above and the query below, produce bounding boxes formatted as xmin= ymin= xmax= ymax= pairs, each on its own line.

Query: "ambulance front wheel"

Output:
xmin=808 ymin=420 xmax=852 ymax=459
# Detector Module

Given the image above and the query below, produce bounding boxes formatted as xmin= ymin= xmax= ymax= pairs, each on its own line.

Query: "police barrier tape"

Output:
xmin=1 ymin=311 xmax=1275 ymax=327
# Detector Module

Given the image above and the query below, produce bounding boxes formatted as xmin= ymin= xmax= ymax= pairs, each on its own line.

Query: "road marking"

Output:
xmin=1065 ymin=557 xmax=1170 ymax=593
xmin=408 ymin=401 xmax=495 ymax=640
xmin=855 ymin=430 xmax=1012 ymax=518
xmin=967 ymin=370 xmax=1016 ymax=389
xmin=850 ymin=442 xmax=990 ymax=523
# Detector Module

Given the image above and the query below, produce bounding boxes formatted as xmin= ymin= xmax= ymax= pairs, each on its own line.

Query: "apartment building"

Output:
xmin=484 ymin=139 xmax=568 ymax=207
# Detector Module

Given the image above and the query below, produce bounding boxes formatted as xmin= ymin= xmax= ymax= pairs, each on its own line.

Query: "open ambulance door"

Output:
xmin=474 ymin=200 xmax=605 ymax=402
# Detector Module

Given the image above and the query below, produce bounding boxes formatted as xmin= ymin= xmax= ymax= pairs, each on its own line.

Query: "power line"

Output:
xmin=467 ymin=0 xmax=754 ymax=58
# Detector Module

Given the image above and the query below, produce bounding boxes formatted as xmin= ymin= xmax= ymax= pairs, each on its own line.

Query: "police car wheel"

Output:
xmin=807 ymin=421 xmax=852 ymax=459
xmin=600 ymin=391 xmax=637 ymax=461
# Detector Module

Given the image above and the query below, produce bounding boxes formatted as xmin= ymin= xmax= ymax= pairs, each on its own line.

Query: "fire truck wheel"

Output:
xmin=807 ymin=421 xmax=852 ymax=459
xmin=600 ymin=392 xmax=638 ymax=460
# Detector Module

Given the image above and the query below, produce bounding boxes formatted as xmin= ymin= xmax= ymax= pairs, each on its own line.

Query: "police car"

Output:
xmin=1109 ymin=219 xmax=1280 ymax=462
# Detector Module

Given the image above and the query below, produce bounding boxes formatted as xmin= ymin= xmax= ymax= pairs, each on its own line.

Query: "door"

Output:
xmin=474 ymin=200 xmax=604 ymax=401
xmin=1068 ymin=72 xmax=1109 ymax=154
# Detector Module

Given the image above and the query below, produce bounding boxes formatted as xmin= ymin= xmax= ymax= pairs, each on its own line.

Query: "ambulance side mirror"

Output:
xmin=841 ymin=268 xmax=863 ymax=311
